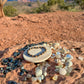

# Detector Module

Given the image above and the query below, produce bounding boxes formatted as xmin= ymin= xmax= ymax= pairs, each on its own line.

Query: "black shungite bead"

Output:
xmin=3 ymin=70 xmax=9 ymax=74
xmin=22 ymin=45 xmax=28 ymax=51
xmin=6 ymin=67 xmax=12 ymax=71
xmin=25 ymin=70 xmax=28 ymax=73
xmin=7 ymin=63 xmax=12 ymax=67
xmin=13 ymin=52 xmax=20 ymax=57
xmin=32 ymin=74 xmax=35 ymax=77
xmin=31 ymin=44 xmax=35 ymax=47
xmin=1 ymin=58 xmax=8 ymax=65
xmin=38 ymin=41 xmax=45 ymax=45
xmin=11 ymin=66 xmax=17 ymax=70
xmin=7 ymin=81 xmax=17 ymax=84
xmin=16 ymin=58 xmax=22 ymax=62
xmin=14 ymin=62 xmax=18 ymax=66
xmin=0 ymin=67 xmax=4 ymax=73
xmin=19 ymin=71 xmax=24 ymax=76
xmin=18 ymin=48 xmax=23 ymax=52
xmin=8 ymin=57 xmax=14 ymax=63
xmin=1 ymin=74 xmax=6 ymax=78
xmin=17 ymin=62 xmax=22 ymax=67
xmin=34 ymin=63 xmax=39 ymax=65
xmin=21 ymin=69 xmax=26 ymax=72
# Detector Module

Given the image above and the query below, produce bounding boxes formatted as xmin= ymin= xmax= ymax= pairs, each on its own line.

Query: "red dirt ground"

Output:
xmin=0 ymin=11 xmax=84 ymax=84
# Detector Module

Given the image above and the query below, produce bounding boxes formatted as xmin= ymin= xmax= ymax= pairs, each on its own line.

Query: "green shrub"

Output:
xmin=3 ymin=6 xmax=18 ymax=17
xmin=28 ymin=3 xmax=32 ymax=6
xmin=47 ymin=0 xmax=56 ymax=6
xmin=35 ymin=3 xmax=50 ymax=13
xmin=32 ymin=0 xmax=84 ymax=13
xmin=74 ymin=0 xmax=80 ymax=4
xmin=75 ymin=0 xmax=84 ymax=9
xmin=80 ymin=0 xmax=84 ymax=9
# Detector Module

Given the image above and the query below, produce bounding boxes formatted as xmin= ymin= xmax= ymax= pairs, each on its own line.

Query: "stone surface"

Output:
xmin=23 ymin=45 xmax=52 ymax=63
xmin=59 ymin=68 xmax=67 ymax=75
xmin=52 ymin=75 xmax=58 ymax=81
xmin=35 ymin=67 xmax=42 ymax=77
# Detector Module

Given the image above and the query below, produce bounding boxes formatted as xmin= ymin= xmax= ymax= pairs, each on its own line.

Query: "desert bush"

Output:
xmin=50 ymin=4 xmax=59 ymax=12
xmin=35 ymin=3 xmax=50 ymax=13
xmin=3 ymin=5 xmax=18 ymax=17
xmin=80 ymin=0 xmax=84 ymax=9
xmin=33 ymin=0 xmax=84 ymax=13
xmin=28 ymin=3 xmax=32 ymax=6
xmin=74 ymin=0 xmax=80 ymax=4
xmin=75 ymin=0 xmax=84 ymax=9
xmin=35 ymin=0 xmax=65 ymax=13
xmin=47 ymin=0 xmax=56 ymax=6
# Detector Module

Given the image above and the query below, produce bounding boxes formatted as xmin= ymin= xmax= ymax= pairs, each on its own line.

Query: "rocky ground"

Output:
xmin=0 ymin=11 xmax=84 ymax=84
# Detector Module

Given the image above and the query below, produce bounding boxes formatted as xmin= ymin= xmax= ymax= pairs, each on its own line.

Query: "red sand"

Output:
xmin=0 ymin=11 xmax=84 ymax=84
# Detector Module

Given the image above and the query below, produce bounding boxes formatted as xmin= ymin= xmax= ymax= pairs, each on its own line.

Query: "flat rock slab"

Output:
xmin=23 ymin=45 xmax=52 ymax=63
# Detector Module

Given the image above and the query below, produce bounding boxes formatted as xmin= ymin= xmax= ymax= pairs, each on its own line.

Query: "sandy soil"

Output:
xmin=0 ymin=11 xmax=84 ymax=84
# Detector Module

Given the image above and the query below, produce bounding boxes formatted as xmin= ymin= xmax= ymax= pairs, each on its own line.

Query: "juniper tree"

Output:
xmin=0 ymin=0 xmax=7 ymax=17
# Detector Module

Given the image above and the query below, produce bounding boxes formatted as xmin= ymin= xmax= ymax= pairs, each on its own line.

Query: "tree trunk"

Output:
xmin=0 ymin=6 xmax=4 ymax=17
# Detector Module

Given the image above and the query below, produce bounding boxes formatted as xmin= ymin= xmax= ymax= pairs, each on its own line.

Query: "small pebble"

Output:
xmin=52 ymin=74 xmax=58 ymax=81
xmin=66 ymin=67 xmax=73 ymax=73
xmin=37 ymin=77 xmax=42 ymax=83
xmin=26 ymin=74 xmax=32 ymax=78
xmin=65 ymin=61 xmax=73 ymax=67
xmin=50 ymin=46 xmax=54 ymax=49
xmin=54 ymin=59 xmax=59 ymax=63
xmin=54 ymin=69 xmax=59 ymax=73
xmin=71 ymin=48 xmax=75 ymax=51
xmin=32 ymin=77 xmax=37 ymax=82
xmin=59 ymin=68 xmax=67 ymax=75
xmin=35 ymin=67 xmax=42 ymax=77
xmin=54 ymin=43 xmax=60 ymax=49
xmin=44 ymin=72 xmax=47 ymax=76
xmin=45 ymin=62 xmax=50 ymax=67
xmin=61 ymin=59 xmax=65 ymax=63
xmin=63 ymin=47 xmax=70 ymax=54
xmin=19 ymin=71 xmax=24 ymax=76
xmin=65 ymin=54 xmax=73 ymax=60
xmin=51 ymin=53 xmax=56 ymax=58
xmin=56 ymin=52 xmax=61 ymax=58
xmin=43 ymin=67 xmax=47 ymax=73
xmin=41 ymin=75 xmax=44 ymax=80
xmin=55 ymin=65 xmax=63 ymax=69
xmin=43 ymin=43 xmax=47 ymax=46
xmin=21 ymin=66 xmax=24 ymax=70
xmin=78 ymin=56 xmax=84 ymax=61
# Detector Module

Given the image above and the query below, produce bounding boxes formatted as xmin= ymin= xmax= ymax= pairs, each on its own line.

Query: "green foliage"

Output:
xmin=37 ymin=0 xmax=41 ymax=6
xmin=74 ymin=0 xmax=80 ymax=4
xmin=3 ymin=6 xmax=18 ymax=17
xmin=80 ymin=0 xmax=84 ymax=9
xmin=35 ymin=0 xmax=65 ymax=13
xmin=32 ymin=0 xmax=84 ymax=13
xmin=47 ymin=0 xmax=56 ymax=6
xmin=35 ymin=3 xmax=50 ymax=13
xmin=74 ymin=0 xmax=84 ymax=9
xmin=28 ymin=3 xmax=32 ymax=6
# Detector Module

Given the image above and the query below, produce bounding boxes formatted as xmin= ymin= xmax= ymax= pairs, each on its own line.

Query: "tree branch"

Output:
xmin=2 ymin=0 xmax=7 ymax=5
xmin=0 ymin=0 xmax=3 ymax=6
